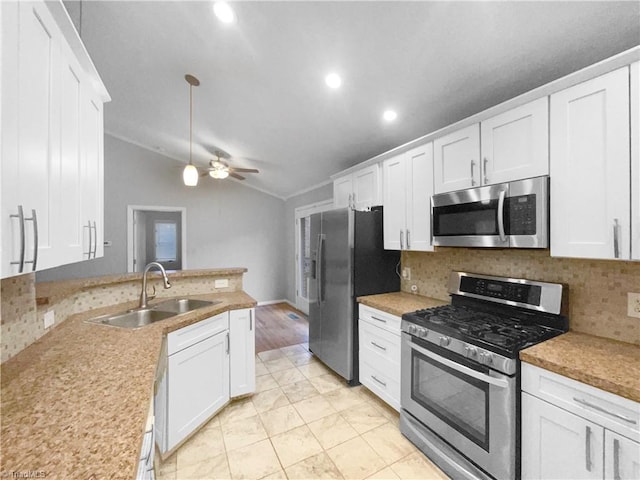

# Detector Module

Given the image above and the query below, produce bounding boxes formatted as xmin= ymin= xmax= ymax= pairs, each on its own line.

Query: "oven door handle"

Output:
xmin=410 ymin=341 xmax=509 ymax=389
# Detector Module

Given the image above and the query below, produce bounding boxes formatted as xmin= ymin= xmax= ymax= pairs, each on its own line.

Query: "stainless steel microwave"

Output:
xmin=431 ymin=176 xmax=549 ymax=248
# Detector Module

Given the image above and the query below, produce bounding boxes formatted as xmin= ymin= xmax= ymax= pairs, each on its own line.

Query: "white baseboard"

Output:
xmin=256 ymin=299 xmax=299 ymax=310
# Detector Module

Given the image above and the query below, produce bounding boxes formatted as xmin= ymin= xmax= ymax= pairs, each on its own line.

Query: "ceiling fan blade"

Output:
xmin=230 ymin=168 xmax=259 ymax=173
xmin=230 ymin=172 xmax=245 ymax=180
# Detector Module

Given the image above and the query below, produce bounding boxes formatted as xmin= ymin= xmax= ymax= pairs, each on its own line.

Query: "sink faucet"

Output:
xmin=139 ymin=262 xmax=172 ymax=309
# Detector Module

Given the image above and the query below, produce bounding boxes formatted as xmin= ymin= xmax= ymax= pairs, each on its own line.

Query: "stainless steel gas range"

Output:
xmin=399 ymin=271 xmax=568 ymax=480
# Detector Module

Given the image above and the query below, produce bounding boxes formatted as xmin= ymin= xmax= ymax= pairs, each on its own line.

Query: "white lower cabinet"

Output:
xmin=358 ymin=305 xmax=401 ymax=411
xmin=229 ymin=308 xmax=256 ymax=397
xmin=522 ymin=363 xmax=640 ymax=480
xmin=155 ymin=308 xmax=255 ymax=455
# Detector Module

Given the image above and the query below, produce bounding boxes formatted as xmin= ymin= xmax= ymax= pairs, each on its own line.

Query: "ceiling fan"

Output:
xmin=181 ymin=73 xmax=259 ymax=185
xmin=200 ymin=151 xmax=259 ymax=181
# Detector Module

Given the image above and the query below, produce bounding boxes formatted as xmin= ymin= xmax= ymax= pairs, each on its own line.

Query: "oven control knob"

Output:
xmin=418 ymin=327 xmax=428 ymax=339
xmin=479 ymin=352 xmax=493 ymax=365
xmin=465 ymin=346 xmax=478 ymax=359
xmin=439 ymin=336 xmax=451 ymax=347
xmin=407 ymin=325 xmax=416 ymax=335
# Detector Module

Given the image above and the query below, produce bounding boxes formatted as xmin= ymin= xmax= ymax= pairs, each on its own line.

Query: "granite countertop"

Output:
xmin=521 ymin=331 xmax=640 ymax=403
xmin=0 ymin=290 xmax=256 ymax=479
xmin=36 ymin=267 xmax=248 ymax=305
xmin=357 ymin=291 xmax=448 ymax=317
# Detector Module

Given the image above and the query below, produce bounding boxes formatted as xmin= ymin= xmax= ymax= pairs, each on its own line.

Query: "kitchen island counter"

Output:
xmin=521 ymin=331 xmax=640 ymax=403
xmin=357 ymin=291 xmax=448 ymax=317
xmin=0 ymin=290 xmax=256 ymax=479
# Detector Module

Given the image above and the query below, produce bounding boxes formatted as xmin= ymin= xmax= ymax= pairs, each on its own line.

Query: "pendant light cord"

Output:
xmin=189 ymin=83 xmax=193 ymax=166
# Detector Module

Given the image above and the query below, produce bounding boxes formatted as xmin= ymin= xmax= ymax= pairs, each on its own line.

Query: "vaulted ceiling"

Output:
xmin=68 ymin=1 xmax=640 ymax=199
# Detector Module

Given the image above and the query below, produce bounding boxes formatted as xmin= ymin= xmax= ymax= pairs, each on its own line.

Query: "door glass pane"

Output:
xmin=412 ymin=350 xmax=489 ymax=449
xmin=434 ymin=200 xmax=499 ymax=236
xmin=155 ymin=222 xmax=177 ymax=261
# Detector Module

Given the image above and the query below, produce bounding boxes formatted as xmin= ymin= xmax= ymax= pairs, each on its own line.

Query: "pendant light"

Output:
xmin=183 ymin=74 xmax=200 ymax=186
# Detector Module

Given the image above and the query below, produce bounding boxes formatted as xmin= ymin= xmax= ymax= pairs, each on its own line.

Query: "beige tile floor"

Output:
xmin=156 ymin=343 xmax=450 ymax=480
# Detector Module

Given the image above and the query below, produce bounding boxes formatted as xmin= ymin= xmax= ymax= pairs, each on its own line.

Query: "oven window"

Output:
xmin=433 ymin=201 xmax=499 ymax=236
xmin=411 ymin=349 xmax=490 ymax=450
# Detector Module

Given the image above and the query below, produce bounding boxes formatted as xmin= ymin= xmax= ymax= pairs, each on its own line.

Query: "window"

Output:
xmin=155 ymin=221 xmax=177 ymax=262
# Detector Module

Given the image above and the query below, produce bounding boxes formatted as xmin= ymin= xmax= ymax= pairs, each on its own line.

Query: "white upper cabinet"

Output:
xmin=434 ymin=124 xmax=480 ymax=193
xmin=333 ymin=164 xmax=381 ymax=210
xmin=550 ymin=67 xmax=631 ymax=260
xmin=1 ymin=0 xmax=109 ymax=278
xmin=631 ymin=62 xmax=639 ymax=261
xmin=434 ymin=98 xmax=549 ymax=195
xmin=480 ymin=97 xmax=549 ymax=185
xmin=383 ymin=143 xmax=434 ymax=251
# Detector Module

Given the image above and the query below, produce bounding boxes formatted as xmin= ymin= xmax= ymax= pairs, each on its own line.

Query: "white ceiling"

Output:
xmin=69 ymin=1 xmax=639 ymax=199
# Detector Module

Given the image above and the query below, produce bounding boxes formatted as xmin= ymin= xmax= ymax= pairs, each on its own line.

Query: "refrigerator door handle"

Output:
xmin=316 ymin=234 xmax=325 ymax=303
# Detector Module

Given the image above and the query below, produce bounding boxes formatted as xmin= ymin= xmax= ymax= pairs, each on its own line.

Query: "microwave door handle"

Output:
xmin=409 ymin=339 xmax=509 ymax=389
xmin=497 ymin=189 xmax=507 ymax=243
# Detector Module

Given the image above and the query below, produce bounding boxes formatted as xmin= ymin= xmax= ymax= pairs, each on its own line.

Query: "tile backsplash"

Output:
xmin=1 ymin=271 xmax=244 ymax=363
xmin=402 ymin=248 xmax=640 ymax=345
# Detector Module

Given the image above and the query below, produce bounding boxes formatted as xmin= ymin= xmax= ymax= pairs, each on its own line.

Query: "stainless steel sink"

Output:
xmin=151 ymin=298 xmax=219 ymax=314
xmin=87 ymin=308 xmax=177 ymax=329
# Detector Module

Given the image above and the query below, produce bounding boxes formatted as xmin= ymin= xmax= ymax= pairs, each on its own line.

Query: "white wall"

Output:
xmin=37 ymin=135 xmax=287 ymax=302
xmin=282 ymin=183 xmax=334 ymax=304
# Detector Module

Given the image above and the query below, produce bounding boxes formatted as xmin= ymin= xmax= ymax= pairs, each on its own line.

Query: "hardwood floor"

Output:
xmin=254 ymin=302 xmax=309 ymax=353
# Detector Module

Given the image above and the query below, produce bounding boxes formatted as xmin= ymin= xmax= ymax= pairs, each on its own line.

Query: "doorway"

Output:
xmin=294 ymin=200 xmax=333 ymax=314
xmin=127 ymin=205 xmax=187 ymax=272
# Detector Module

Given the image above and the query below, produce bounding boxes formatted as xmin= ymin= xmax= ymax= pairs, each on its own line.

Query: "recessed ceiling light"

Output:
xmin=383 ymin=110 xmax=398 ymax=122
xmin=325 ymin=73 xmax=342 ymax=89
xmin=213 ymin=2 xmax=236 ymax=24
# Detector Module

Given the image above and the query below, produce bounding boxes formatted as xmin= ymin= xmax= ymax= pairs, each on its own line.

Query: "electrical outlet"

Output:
xmin=628 ymin=293 xmax=640 ymax=319
xmin=402 ymin=267 xmax=411 ymax=280
xmin=44 ymin=310 xmax=55 ymax=329
xmin=214 ymin=278 xmax=229 ymax=289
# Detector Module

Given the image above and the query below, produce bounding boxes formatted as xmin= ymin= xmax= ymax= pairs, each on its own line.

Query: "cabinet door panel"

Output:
xmin=59 ymin=45 xmax=83 ymax=263
xmin=333 ymin=176 xmax=353 ymax=209
xmin=18 ymin=2 xmax=60 ymax=270
xmin=481 ymin=97 xmax=548 ymax=185
xmin=406 ymin=143 xmax=434 ymax=251
xmin=167 ymin=331 xmax=229 ymax=450
xmin=522 ymin=393 xmax=604 ymax=480
xmin=382 ymin=155 xmax=405 ymax=250
xmin=550 ymin=67 xmax=630 ymax=260
xmin=605 ymin=431 xmax=640 ymax=480
xmin=229 ymin=308 xmax=255 ymax=397
xmin=631 ymin=62 xmax=639 ymax=261
xmin=353 ymin=164 xmax=381 ymax=210
xmin=434 ymin=124 xmax=480 ymax=193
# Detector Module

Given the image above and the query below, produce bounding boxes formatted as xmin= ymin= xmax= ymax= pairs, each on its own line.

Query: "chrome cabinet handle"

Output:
xmin=83 ymin=221 xmax=92 ymax=258
xmin=400 ymin=230 xmax=404 ymax=250
xmin=613 ymin=218 xmax=620 ymax=259
xmin=406 ymin=229 xmax=411 ymax=249
xmin=91 ymin=221 xmax=97 ymax=258
xmin=585 ymin=426 xmax=592 ymax=472
xmin=249 ymin=310 xmax=253 ymax=331
xmin=497 ymin=190 xmax=506 ymax=243
xmin=613 ymin=438 xmax=621 ymax=480
xmin=23 ymin=209 xmax=38 ymax=271
xmin=9 ymin=205 xmax=26 ymax=273
xmin=470 ymin=160 xmax=476 ymax=186
xmin=226 ymin=332 xmax=230 ymax=355
xmin=483 ymin=157 xmax=489 ymax=184
xmin=370 ymin=316 xmax=387 ymax=324
xmin=347 ymin=193 xmax=352 ymax=209
xmin=352 ymin=192 xmax=356 ymax=209
xmin=370 ymin=341 xmax=387 ymax=351
xmin=573 ymin=397 xmax=637 ymax=424
xmin=371 ymin=375 xmax=387 ymax=387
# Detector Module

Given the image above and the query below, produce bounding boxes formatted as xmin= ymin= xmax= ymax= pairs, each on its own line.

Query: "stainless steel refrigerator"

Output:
xmin=308 ymin=206 xmax=400 ymax=385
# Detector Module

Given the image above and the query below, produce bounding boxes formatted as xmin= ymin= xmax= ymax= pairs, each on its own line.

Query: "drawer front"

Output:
xmin=360 ymin=358 xmax=400 ymax=411
xmin=168 ymin=312 xmax=229 ymax=355
xmin=359 ymin=304 xmax=401 ymax=335
xmin=359 ymin=319 xmax=401 ymax=366
xmin=522 ymin=363 xmax=640 ymax=442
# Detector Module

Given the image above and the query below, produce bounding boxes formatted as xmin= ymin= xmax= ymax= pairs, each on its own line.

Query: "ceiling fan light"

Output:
xmin=209 ymin=169 xmax=229 ymax=179
xmin=183 ymin=164 xmax=199 ymax=186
